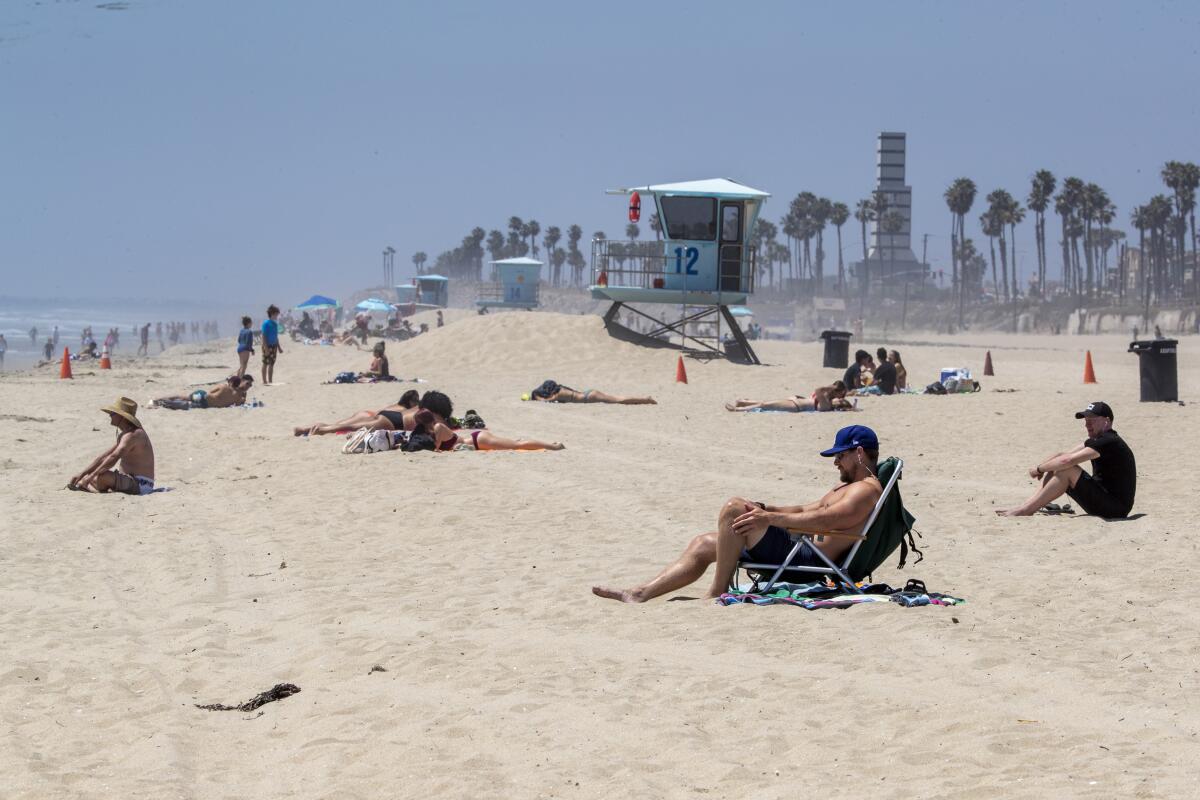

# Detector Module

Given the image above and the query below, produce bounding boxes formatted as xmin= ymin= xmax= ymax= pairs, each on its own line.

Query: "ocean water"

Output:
xmin=0 ymin=296 xmax=242 ymax=371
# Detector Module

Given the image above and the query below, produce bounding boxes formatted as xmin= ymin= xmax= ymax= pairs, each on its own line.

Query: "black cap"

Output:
xmin=1074 ymin=401 xmax=1113 ymax=420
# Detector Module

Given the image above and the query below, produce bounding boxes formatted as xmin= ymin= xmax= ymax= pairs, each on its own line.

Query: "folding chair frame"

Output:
xmin=734 ymin=458 xmax=905 ymax=595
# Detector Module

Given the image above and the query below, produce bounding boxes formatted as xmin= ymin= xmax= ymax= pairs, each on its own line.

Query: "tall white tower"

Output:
xmin=866 ymin=131 xmax=920 ymax=280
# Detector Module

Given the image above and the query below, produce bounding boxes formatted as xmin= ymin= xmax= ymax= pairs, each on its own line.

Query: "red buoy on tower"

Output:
xmin=628 ymin=191 xmax=641 ymax=223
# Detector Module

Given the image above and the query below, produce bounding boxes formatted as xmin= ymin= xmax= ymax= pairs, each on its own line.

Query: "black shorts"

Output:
xmin=1067 ymin=472 xmax=1131 ymax=519
xmin=744 ymin=526 xmax=826 ymax=579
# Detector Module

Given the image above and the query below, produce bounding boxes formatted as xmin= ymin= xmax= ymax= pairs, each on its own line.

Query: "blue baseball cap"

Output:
xmin=820 ymin=424 xmax=879 ymax=457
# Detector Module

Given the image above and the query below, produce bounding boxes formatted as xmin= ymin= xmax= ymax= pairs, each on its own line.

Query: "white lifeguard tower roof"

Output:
xmin=607 ymin=178 xmax=770 ymax=199
xmin=490 ymin=257 xmax=544 ymax=266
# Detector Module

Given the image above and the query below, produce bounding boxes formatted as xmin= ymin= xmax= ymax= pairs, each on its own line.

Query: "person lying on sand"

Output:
xmin=527 ymin=380 xmax=656 ymax=405
xmin=725 ymin=381 xmax=851 ymax=413
xmin=153 ymin=375 xmax=253 ymax=410
xmin=68 ymin=397 xmax=157 ymax=495
xmin=593 ymin=425 xmax=883 ymax=602
xmin=424 ymin=413 xmax=564 ymax=452
xmin=293 ymin=389 xmax=440 ymax=437
xmin=996 ymin=401 xmax=1136 ymax=518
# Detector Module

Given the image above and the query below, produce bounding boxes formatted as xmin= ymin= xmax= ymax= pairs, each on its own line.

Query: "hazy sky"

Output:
xmin=3 ymin=0 xmax=1198 ymax=305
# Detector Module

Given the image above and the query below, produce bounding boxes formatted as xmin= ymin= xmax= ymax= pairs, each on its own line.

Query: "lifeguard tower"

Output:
xmin=414 ymin=275 xmax=449 ymax=308
xmin=477 ymin=257 xmax=542 ymax=310
xmin=590 ymin=178 xmax=768 ymax=364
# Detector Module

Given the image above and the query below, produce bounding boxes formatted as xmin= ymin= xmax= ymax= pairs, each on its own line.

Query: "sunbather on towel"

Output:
xmin=68 ymin=397 xmax=156 ymax=495
xmin=725 ymin=381 xmax=850 ymax=412
xmin=529 ymin=380 xmax=655 ymax=405
xmin=996 ymin=401 xmax=1136 ymax=518
xmin=428 ymin=417 xmax=564 ymax=452
xmin=294 ymin=389 xmax=420 ymax=436
xmin=593 ymin=425 xmax=883 ymax=602
xmin=153 ymin=375 xmax=253 ymax=410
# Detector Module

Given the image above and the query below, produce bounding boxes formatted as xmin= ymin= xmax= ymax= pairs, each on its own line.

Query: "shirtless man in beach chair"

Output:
xmin=593 ymin=425 xmax=883 ymax=602
xmin=68 ymin=397 xmax=157 ymax=495
xmin=152 ymin=375 xmax=254 ymax=410
xmin=724 ymin=381 xmax=851 ymax=413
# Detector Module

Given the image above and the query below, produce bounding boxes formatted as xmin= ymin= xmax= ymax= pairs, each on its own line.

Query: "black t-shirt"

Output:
xmin=1085 ymin=429 xmax=1136 ymax=511
xmin=842 ymin=363 xmax=861 ymax=389
xmin=874 ymin=362 xmax=897 ymax=394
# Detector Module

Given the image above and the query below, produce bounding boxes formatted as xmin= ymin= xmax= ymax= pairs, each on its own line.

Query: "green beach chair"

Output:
xmin=735 ymin=456 xmax=917 ymax=595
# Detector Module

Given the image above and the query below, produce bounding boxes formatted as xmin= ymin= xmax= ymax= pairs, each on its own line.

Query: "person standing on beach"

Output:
xmin=236 ymin=316 xmax=255 ymax=377
xmin=67 ymin=397 xmax=156 ymax=495
xmin=261 ymin=305 xmax=283 ymax=385
xmin=52 ymin=325 xmax=59 ymax=348
xmin=29 ymin=326 xmax=38 ymax=345
xmin=138 ymin=323 xmax=150 ymax=356
xmin=0 ymin=333 xmax=7 ymax=369
xmin=996 ymin=401 xmax=1136 ymax=518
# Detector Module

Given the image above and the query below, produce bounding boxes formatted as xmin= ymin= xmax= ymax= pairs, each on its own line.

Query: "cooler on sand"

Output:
xmin=1128 ymin=339 xmax=1178 ymax=402
xmin=820 ymin=330 xmax=852 ymax=368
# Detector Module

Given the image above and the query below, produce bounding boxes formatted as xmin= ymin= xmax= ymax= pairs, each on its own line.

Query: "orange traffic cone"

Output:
xmin=1083 ymin=350 xmax=1097 ymax=384
xmin=60 ymin=347 xmax=73 ymax=379
xmin=983 ymin=351 xmax=994 ymax=376
xmin=675 ymin=355 xmax=688 ymax=384
xmin=99 ymin=345 xmax=111 ymax=370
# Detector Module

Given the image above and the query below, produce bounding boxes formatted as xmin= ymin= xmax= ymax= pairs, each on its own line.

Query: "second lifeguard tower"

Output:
xmin=590 ymin=178 xmax=768 ymax=364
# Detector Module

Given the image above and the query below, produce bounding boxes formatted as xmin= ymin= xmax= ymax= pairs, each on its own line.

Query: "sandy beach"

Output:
xmin=2 ymin=310 xmax=1197 ymax=798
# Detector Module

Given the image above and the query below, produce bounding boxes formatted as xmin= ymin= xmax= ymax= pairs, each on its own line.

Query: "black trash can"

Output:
xmin=724 ymin=339 xmax=751 ymax=365
xmin=820 ymin=330 xmax=852 ymax=369
xmin=1128 ymin=339 xmax=1178 ymax=402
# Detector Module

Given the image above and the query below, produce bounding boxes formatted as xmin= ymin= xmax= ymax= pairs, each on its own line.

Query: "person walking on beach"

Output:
xmin=996 ymin=401 xmax=1136 ymax=518
xmin=0 ymin=333 xmax=7 ymax=370
xmin=261 ymin=305 xmax=283 ymax=385
xmin=29 ymin=326 xmax=38 ymax=345
xmin=67 ymin=397 xmax=156 ymax=495
xmin=138 ymin=323 xmax=150 ymax=356
xmin=593 ymin=425 xmax=884 ymax=602
xmin=236 ymin=316 xmax=254 ymax=377
xmin=52 ymin=325 xmax=59 ymax=348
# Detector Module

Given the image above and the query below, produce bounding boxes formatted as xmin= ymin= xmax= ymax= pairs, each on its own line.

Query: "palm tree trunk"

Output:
xmin=1010 ymin=222 xmax=1019 ymax=301
xmin=835 ymin=225 xmax=844 ymax=294
xmin=988 ymin=235 xmax=998 ymax=296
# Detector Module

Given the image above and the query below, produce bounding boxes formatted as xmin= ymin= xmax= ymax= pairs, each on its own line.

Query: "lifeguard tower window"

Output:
xmin=721 ymin=204 xmax=741 ymax=241
xmin=661 ymin=196 xmax=717 ymax=240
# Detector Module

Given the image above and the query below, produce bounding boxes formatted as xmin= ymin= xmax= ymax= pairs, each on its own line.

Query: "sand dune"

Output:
xmin=1 ymin=311 xmax=1197 ymax=798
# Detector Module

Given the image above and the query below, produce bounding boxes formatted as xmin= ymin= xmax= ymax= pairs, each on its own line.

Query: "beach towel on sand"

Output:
xmin=718 ymin=580 xmax=963 ymax=610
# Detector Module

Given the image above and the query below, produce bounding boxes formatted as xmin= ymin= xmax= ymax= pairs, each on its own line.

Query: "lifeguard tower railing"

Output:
xmin=590 ymin=239 xmax=757 ymax=294
xmin=589 ymin=238 xmax=759 ymax=362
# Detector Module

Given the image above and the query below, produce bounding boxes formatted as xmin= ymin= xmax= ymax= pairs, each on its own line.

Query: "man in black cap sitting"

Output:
xmin=996 ymin=401 xmax=1136 ymax=518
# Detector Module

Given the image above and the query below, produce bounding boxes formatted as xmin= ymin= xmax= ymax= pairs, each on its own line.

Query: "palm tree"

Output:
xmin=567 ymin=224 xmax=584 ymax=286
xmin=543 ymin=226 xmax=562 ymax=285
xmin=830 ymin=201 xmax=849 ymax=294
xmin=853 ymin=198 xmax=874 ymax=297
xmin=412 ymin=251 xmax=427 ymax=275
xmin=486 ymin=230 xmax=505 ymax=270
xmin=944 ymin=178 xmax=977 ymax=325
xmin=507 ymin=216 xmax=525 ymax=257
xmin=809 ymin=197 xmax=832 ymax=292
xmin=1007 ymin=199 xmax=1026 ymax=301
xmin=525 ymin=220 xmax=541 ymax=258
xmin=985 ymin=189 xmax=1016 ymax=301
xmin=1027 ymin=170 xmax=1056 ymax=296
xmin=881 ymin=211 xmax=905 ymax=294
xmin=979 ymin=208 xmax=1003 ymax=297
xmin=649 ymin=213 xmax=663 ymax=241
xmin=1131 ymin=205 xmax=1148 ymax=307
xmin=871 ymin=190 xmax=890 ymax=289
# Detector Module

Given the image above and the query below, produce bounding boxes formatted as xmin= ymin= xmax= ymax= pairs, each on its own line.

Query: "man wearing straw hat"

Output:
xmin=68 ymin=397 xmax=157 ymax=495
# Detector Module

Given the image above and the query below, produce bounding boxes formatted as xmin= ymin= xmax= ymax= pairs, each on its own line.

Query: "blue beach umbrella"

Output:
xmin=296 ymin=295 xmax=339 ymax=310
xmin=355 ymin=298 xmax=394 ymax=312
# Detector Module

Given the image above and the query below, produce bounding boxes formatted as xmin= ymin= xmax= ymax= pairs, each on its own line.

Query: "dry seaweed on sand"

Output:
xmin=195 ymin=683 xmax=300 ymax=712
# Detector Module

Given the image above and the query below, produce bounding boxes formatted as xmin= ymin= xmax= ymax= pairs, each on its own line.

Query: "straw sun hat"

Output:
xmin=101 ymin=396 xmax=142 ymax=428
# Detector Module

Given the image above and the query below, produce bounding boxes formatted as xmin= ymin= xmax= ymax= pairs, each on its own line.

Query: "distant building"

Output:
xmin=852 ymin=131 xmax=924 ymax=289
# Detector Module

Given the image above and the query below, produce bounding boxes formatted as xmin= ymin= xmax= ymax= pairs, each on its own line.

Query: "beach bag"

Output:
xmin=333 ymin=371 xmax=358 ymax=384
xmin=924 ymin=381 xmax=947 ymax=395
xmin=530 ymin=380 xmax=560 ymax=400
xmin=342 ymin=428 xmax=370 ymax=454
xmin=462 ymin=409 xmax=487 ymax=429
xmin=401 ymin=432 xmax=436 ymax=452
